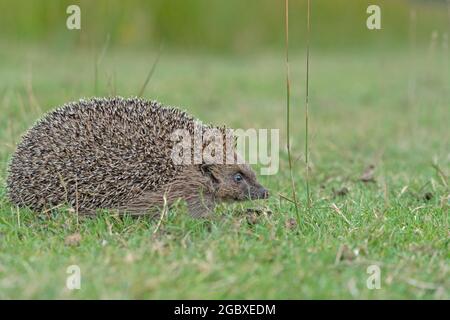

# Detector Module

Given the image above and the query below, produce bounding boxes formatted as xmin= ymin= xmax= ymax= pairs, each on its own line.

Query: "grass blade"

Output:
xmin=138 ymin=44 xmax=163 ymax=97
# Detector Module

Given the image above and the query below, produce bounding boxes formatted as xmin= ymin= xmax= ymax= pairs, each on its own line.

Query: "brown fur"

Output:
xmin=124 ymin=163 xmax=268 ymax=217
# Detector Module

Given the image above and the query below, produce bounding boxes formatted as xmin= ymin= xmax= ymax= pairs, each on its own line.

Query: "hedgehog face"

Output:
xmin=201 ymin=163 xmax=269 ymax=202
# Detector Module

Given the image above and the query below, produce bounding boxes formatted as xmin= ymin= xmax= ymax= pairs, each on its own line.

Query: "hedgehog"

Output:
xmin=6 ymin=97 xmax=269 ymax=218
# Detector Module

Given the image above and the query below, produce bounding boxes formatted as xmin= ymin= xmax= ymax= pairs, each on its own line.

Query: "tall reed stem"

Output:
xmin=284 ymin=0 xmax=300 ymax=222
xmin=305 ymin=0 xmax=311 ymax=208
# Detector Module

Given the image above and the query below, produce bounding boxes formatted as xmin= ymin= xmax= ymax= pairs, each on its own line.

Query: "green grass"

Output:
xmin=0 ymin=43 xmax=448 ymax=299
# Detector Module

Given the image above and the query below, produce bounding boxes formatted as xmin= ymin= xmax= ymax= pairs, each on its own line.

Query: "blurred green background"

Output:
xmin=0 ymin=0 xmax=448 ymax=299
xmin=0 ymin=0 xmax=448 ymax=53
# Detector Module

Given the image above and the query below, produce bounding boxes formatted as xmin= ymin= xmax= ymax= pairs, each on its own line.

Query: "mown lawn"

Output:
xmin=0 ymin=43 xmax=448 ymax=299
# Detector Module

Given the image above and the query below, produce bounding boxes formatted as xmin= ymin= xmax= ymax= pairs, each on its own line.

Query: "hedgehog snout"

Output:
xmin=258 ymin=187 xmax=269 ymax=199
xmin=254 ymin=186 xmax=269 ymax=199
xmin=247 ymin=184 xmax=269 ymax=200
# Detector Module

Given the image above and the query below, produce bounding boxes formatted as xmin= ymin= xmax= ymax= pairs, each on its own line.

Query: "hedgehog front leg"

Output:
xmin=186 ymin=193 xmax=216 ymax=218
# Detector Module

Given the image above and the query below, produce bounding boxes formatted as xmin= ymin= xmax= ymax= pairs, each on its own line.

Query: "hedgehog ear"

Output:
xmin=200 ymin=164 xmax=220 ymax=185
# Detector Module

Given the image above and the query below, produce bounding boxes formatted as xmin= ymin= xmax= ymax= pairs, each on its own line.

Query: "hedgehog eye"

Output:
xmin=233 ymin=173 xmax=243 ymax=183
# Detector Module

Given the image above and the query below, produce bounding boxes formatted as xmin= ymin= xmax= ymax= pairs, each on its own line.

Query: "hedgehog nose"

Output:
xmin=259 ymin=187 xmax=269 ymax=199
